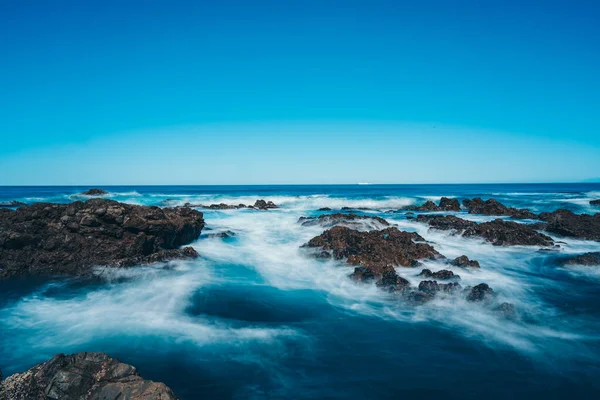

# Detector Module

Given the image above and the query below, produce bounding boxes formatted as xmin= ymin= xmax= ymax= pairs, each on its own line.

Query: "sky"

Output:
xmin=1 ymin=0 xmax=599 ymax=185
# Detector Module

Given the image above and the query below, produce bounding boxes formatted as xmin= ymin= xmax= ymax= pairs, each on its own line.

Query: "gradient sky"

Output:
xmin=1 ymin=0 xmax=599 ymax=185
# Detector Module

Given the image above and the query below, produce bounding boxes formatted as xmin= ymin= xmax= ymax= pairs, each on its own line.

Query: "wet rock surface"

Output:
xmin=206 ymin=230 xmax=237 ymax=239
xmin=186 ymin=199 xmax=278 ymax=210
xmin=80 ymin=188 xmax=108 ymax=196
xmin=557 ymin=252 xmax=600 ymax=266
xmin=298 ymin=213 xmax=390 ymax=230
xmin=462 ymin=198 xmax=538 ymax=219
xmin=304 ymin=226 xmax=444 ymax=268
xmin=537 ymin=209 xmax=600 ymax=241
xmin=406 ymin=197 xmax=461 ymax=212
xmin=418 ymin=268 xmax=461 ymax=280
xmin=450 ymin=255 xmax=481 ymax=268
xmin=417 ymin=215 xmax=554 ymax=246
xmin=466 ymin=283 xmax=495 ymax=302
xmin=0 ymin=199 xmax=205 ymax=279
xmin=0 ymin=201 xmax=26 ymax=208
xmin=591 ymin=199 xmax=600 ymax=207
xmin=1 ymin=352 xmax=177 ymax=400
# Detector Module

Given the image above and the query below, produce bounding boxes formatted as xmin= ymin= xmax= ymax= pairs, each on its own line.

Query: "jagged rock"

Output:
xmin=192 ymin=203 xmax=248 ymax=210
xmin=318 ymin=207 xmax=332 ymax=211
xmin=538 ymin=209 xmax=600 ymax=241
xmin=417 ymin=215 xmax=554 ymax=246
xmin=418 ymin=268 xmax=461 ymax=280
xmin=0 ymin=201 xmax=26 ymax=209
xmin=557 ymin=252 xmax=600 ymax=266
xmin=351 ymin=265 xmax=410 ymax=292
xmin=462 ymin=198 xmax=538 ymax=219
xmin=304 ymin=226 xmax=444 ymax=268
xmin=591 ymin=199 xmax=600 ymax=207
xmin=418 ymin=280 xmax=461 ymax=294
xmin=439 ymin=197 xmax=461 ymax=211
xmin=450 ymin=255 xmax=481 ymax=268
xmin=80 ymin=188 xmax=108 ymax=196
xmin=466 ymin=283 xmax=495 ymax=302
xmin=298 ymin=213 xmax=390 ymax=230
xmin=1 ymin=352 xmax=177 ymax=400
xmin=0 ymin=199 xmax=204 ymax=279
xmin=253 ymin=199 xmax=278 ymax=210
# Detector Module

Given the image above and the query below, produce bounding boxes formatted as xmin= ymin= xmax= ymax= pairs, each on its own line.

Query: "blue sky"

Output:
xmin=1 ymin=0 xmax=599 ymax=184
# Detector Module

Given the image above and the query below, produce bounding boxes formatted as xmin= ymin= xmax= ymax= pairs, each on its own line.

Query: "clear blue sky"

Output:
xmin=1 ymin=0 xmax=599 ymax=184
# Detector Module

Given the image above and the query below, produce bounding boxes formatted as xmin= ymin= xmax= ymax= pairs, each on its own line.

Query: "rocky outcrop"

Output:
xmin=416 ymin=215 xmax=554 ymax=246
xmin=406 ymin=197 xmax=461 ymax=212
xmin=1 ymin=352 xmax=177 ymax=400
xmin=0 ymin=199 xmax=204 ymax=279
xmin=466 ymin=283 xmax=495 ymax=302
xmin=351 ymin=265 xmax=410 ymax=293
xmin=0 ymin=201 xmax=26 ymax=208
xmin=298 ymin=213 xmax=390 ymax=230
xmin=557 ymin=252 xmax=600 ymax=266
xmin=80 ymin=188 xmax=109 ymax=196
xmin=462 ymin=198 xmax=538 ymax=219
xmin=450 ymin=255 xmax=480 ymax=268
xmin=418 ymin=268 xmax=460 ymax=280
xmin=304 ymin=226 xmax=444 ymax=268
xmin=253 ymin=199 xmax=278 ymax=210
xmin=186 ymin=199 xmax=278 ymax=211
xmin=537 ymin=209 xmax=600 ymax=241
xmin=591 ymin=200 xmax=600 ymax=207
xmin=318 ymin=207 xmax=332 ymax=211
xmin=418 ymin=280 xmax=462 ymax=295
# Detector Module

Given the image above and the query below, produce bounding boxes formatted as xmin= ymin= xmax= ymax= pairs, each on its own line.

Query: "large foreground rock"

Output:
xmin=1 ymin=352 xmax=177 ymax=400
xmin=537 ymin=209 xmax=600 ymax=241
xmin=416 ymin=215 xmax=554 ymax=246
xmin=304 ymin=226 xmax=443 ymax=268
xmin=0 ymin=199 xmax=204 ymax=279
xmin=298 ymin=213 xmax=390 ymax=230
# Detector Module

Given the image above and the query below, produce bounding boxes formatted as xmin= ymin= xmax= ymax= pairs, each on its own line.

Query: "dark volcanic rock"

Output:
xmin=1 ymin=352 xmax=177 ymax=400
xmin=304 ymin=226 xmax=444 ymax=268
xmin=193 ymin=203 xmax=248 ymax=210
xmin=462 ymin=198 xmax=538 ymax=219
xmin=557 ymin=252 xmax=600 ymax=266
xmin=0 ymin=199 xmax=204 ymax=279
xmin=466 ymin=283 xmax=495 ymax=302
xmin=417 ymin=215 xmax=554 ymax=246
xmin=80 ymin=188 xmax=108 ymax=196
xmin=206 ymin=230 xmax=236 ymax=239
xmin=418 ymin=268 xmax=461 ymax=280
xmin=538 ymin=209 xmax=600 ymax=241
xmin=450 ymin=255 xmax=480 ymax=268
xmin=298 ymin=213 xmax=390 ymax=230
xmin=254 ymin=199 xmax=278 ymax=210
xmin=418 ymin=280 xmax=462 ymax=295
xmin=407 ymin=197 xmax=460 ymax=212
xmin=0 ymin=201 xmax=26 ymax=208
xmin=591 ymin=199 xmax=600 ymax=207
xmin=351 ymin=265 xmax=410 ymax=293
xmin=318 ymin=207 xmax=332 ymax=211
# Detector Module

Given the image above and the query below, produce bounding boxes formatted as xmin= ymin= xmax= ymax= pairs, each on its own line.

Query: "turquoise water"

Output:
xmin=1 ymin=184 xmax=600 ymax=398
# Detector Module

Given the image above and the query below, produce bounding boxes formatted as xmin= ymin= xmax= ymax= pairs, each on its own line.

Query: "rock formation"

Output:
xmin=298 ymin=213 xmax=390 ymax=230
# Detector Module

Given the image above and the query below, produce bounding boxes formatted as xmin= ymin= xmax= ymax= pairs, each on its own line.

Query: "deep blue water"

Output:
xmin=1 ymin=184 xmax=600 ymax=399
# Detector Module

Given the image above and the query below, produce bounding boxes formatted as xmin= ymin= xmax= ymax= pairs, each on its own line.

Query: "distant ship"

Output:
xmin=357 ymin=182 xmax=371 ymax=185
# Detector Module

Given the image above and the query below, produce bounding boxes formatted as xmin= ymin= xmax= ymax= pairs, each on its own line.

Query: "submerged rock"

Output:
xmin=80 ymin=188 xmax=108 ymax=196
xmin=0 ymin=199 xmax=205 ymax=279
xmin=591 ymin=199 xmax=600 ymax=207
xmin=418 ymin=268 xmax=461 ymax=280
xmin=192 ymin=203 xmax=249 ymax=210
xmin=0 ymin=201 xmax=26 ymax=208
xmin=304 ymin=226 xmax=444 ymax=268
xmin=206 ymin=230 xmax=236 ymax=239
xmin=298 ymin=213 xmax=390 ymax=230
xmin=557 ymin=252 xmax=600 ymax=266
xmin=1 ymin=352 xmax=177 ymax=400
xmin=466 ymin=283 xmax=495 ymax=302
xmin=537 ymin=209 xmax=600 ymax=241
xmin=318 ymin=207 xmax=332 ymax=211
xmin=417 ymin=215 xmax=554 ymax=246
xmin=450 ymin=255 xmax=480 ymax=268
xmin=418 ymin=280 xmax=462 ymax=294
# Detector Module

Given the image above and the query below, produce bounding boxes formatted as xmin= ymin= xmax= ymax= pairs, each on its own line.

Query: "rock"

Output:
xmin=191 ymin=203 xmax=248 ymax=210
xmin=418 ymin=280 xmax=462 ymax=294
xmin=462 ymin=198 xmax=538 ymax=219
xmin=418 ymin=268 xmax=461 ymax=280
xmin=439 ymin=197 xmax=461 ymax=211
xmin=206 ymin=230 xmax=236 ymax=239
xmin=538 ymin=209 xmax=600 ymax=241
xmin=253 ymin=199 xmax=278 ymax=210
xmin=417 ymin=215 xmax=554 ymax=246
xmin=0 ymin=201 xmax=26 ymax=209
xmin=318 ymin=207 xmax=332 ymax=211
xmin=450 ymin=255 xmax=480 ymax=268
xmin=304 ymin=226 xmax=444 ymax=268
xmin=557 ymin=252 xmax=600 ymax=266
xmin=590 ymin=199 xmax=600 ymax=207
xmin=351 ymin=265 xmax=410 ymax=292
xmin=0 ymin=199 xmax=204 ymax=279
xmin=298 ymin=213 xmax=390 ymax=230
xmin=1 ymin=352 xmax=177 ymax=400
xmin=80 ymin=188 xmax=108 ymax=196
xmin=495 ymin=302 xmax=517 ymax=318
xmin=466 ymin=283 xmax=495 ymax=302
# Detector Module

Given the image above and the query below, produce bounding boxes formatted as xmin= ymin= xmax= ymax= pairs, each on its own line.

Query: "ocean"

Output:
xmin=1 ymin=183 xmax=600 ymax=399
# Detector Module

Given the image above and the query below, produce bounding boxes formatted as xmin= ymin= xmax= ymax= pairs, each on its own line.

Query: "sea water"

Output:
xmin=1 ymin=184 xmax=600 ymax=398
